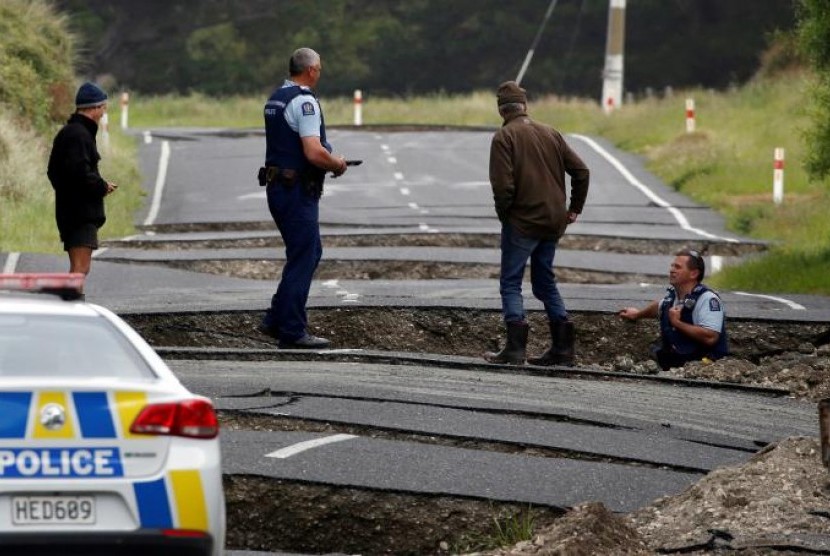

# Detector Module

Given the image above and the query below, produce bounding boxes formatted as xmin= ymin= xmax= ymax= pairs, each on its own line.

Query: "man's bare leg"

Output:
xmin=67 ymin=246 xmax=93 ymax=293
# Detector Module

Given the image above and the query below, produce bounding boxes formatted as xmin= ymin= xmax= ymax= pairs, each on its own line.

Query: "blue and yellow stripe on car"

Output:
xmin=0 ymin=390 xmax=151 ymax=440
xmin=133 ymin=470 xmax=209 ymax=531
xmin=0 ymin=392 xmax=31 ymax=438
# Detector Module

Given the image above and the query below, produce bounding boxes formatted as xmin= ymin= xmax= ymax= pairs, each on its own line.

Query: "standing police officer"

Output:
xmin=619 ymin=249 xmax=729 ymax=370
xmin=259 ymin=48 xmax=347 ymax=348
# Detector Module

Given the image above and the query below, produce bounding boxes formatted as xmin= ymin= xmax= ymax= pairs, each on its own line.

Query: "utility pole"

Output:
xmin=601 ymin=0 xmax=626 ymax=113
xmin=516 ymin=0 xmax=558 ymax=85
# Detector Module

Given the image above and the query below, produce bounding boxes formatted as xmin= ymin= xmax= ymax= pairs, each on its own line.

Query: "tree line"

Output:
xmin=56 ymin=0 xmax=794 ymax=99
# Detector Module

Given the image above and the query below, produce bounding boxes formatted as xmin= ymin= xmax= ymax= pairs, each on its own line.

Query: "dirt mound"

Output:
xmin=474 ymin=438 xmax=830 ymax=555
xmin=631 ymin=437 xmax=830 ymax=554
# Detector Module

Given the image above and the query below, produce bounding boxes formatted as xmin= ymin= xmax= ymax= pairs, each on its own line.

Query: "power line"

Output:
xmin=515 ymin=0 xmax=559 ymax=85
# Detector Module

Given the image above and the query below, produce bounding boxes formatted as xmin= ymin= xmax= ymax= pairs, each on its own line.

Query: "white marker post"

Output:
xmin=685 ymin=98 xmax=695 ymax=133
xmin=100 ymin=112 xmax=110 ymax=151
xmin=120 ymin=92 xmax=129 ymax=130
xmin=773 ymin=147 xmax=785 ymax=205
xmin=353 ymin=89 xmax=363 ymax=126
xmin=600 ymin=0 xmax=626 ymax=114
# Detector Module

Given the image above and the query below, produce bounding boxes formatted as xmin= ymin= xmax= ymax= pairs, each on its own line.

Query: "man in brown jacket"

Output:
xmin=485 ymin=81 xmax=590 ymax=365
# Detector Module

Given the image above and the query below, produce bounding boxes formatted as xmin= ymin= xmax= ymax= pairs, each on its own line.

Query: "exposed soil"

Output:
xmin=139 ymin=258 xmax=649 ymax=284
xmin=106 ymin=232 xmax=767 ymax=257
xmin=224 ymin=476 xmax=562 ymax=555
xmin=127 ymin=308 xmax=830 ymax=399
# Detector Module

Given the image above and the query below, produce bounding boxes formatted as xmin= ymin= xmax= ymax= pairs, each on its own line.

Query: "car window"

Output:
xmin=0 ymin=314 xmax=156 ymax=379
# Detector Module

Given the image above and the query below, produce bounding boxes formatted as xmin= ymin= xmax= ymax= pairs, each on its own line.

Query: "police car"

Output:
xmin=0 ymin=274 xmax=225 ymax=555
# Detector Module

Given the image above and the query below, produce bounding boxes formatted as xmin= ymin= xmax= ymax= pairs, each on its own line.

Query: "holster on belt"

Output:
xmin=300 ymin=166 xmax=326 ymax=199
xmin=258 ymin=166 xmax=297 ymax=187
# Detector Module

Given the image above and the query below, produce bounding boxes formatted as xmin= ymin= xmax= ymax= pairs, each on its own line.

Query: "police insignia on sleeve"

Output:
xmin=301 ymin=101 xmax=316 ymax=116
xmin=709 ymin=297 xmax=722 ymax=311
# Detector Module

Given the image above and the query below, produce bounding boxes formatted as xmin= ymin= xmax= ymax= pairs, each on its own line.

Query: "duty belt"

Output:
xmin=257 ymin=166 xmax=298 ymax=187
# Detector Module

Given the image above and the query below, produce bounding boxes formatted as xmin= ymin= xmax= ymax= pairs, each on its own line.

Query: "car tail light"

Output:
xmin=131 ymin=399 xmax=219 ymax=439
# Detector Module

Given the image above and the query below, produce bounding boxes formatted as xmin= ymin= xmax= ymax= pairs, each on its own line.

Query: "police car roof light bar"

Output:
xmin=0 ymin=273 xmax=85 ymax=301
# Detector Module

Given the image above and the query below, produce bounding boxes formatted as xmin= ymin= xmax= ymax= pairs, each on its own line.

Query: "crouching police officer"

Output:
xmin=258 ymin=47 xmax=347 ymax=348
xmin=618 ymin=249 xmax=728 ymax=370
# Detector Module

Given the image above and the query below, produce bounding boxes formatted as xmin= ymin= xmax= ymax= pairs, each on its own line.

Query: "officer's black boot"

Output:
xmin=529 ymin=320 xmax=575 ymax=366
xmin=484 ymin=321 xmax=528 ymax=365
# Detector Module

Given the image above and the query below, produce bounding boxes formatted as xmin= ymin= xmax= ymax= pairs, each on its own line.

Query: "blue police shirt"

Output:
xmin=281 ymin=79 xmax=322 ymax=138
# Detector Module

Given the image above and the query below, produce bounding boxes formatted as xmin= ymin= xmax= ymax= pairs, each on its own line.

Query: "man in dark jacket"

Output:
xmin=485 ymin=81 xmax=590 ymax=365
xmin=47 ymin=82 xmax=117 ymax=292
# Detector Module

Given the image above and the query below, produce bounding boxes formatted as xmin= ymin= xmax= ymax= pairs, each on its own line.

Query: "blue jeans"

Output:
xmin=262 ymin=181 xmax=322 ymax=342
xmin=499 ymin=223 xmax=568 ymax=324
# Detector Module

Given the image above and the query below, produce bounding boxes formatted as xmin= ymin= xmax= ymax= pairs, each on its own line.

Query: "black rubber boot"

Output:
xmin=484 ymin=321 xmax=528 ymax=365
xmin=529 ymin=320 xmax=575 ymax=366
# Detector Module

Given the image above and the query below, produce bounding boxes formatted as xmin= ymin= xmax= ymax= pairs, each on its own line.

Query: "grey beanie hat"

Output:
xmin=75 ymin=82 xmax=108 ymax=108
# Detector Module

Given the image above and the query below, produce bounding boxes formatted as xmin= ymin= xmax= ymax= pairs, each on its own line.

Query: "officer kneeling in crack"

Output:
xmin=618 ymin=249 xmax=729 ymax=370
xmin=257 ymin=47 xmax=348 ymax=349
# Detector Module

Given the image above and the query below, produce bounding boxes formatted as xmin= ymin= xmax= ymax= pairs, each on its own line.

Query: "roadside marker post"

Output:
xmin=101 ymin=112 xmax=110 ymax=151
xmin=354 ymin=89 xmax=363 ymax=126
xmin=120 ymin=92 xmax=129 ymax=130
xmin=685 ymin=98 xmax=695 ymax=133
xmin=773 ymin=148 xmax=785 ymax=205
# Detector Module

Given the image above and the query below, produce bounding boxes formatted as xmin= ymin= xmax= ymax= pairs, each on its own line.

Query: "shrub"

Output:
xmin=0 ymin=0 xmax=76 ymax=133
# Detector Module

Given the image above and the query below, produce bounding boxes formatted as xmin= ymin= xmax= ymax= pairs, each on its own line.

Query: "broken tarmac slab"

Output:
xmin=220 ymin=429 xmax=699 ymax=513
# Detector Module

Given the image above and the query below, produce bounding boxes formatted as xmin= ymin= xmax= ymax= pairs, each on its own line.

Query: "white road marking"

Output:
xmin=408 ymin=202 xmax=419 ymax=210
xmin=265 ymin=434 xmax=357 ymax=459
xmin=400 ymin=187 xmax=411 ymax=195
xmin=381 ymin=144 xmax=390 ymax=152
xmin=143 ymin=131 xmax=152 ymax=144
xmin=92 ymin=247 xmax=108 ymax=258
xmin=387 ymin=156 xmax=397 ymax=164
xmin=394 ymin=172 xmax=404 ymax=181
xmin=322 ymin=279 xmax=360 ymax=304
xmin=238 ymin=191 xmax=267 ymax=200
xmin=143 ymin=140 xmax=171 ymax=226
xmin=2 ymin=252 xmax=20 ymax=274
xmin=733 ymin=291 xmax=806 ymax=311
xmin=570 ymin=134 xmax=738 ymax=243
